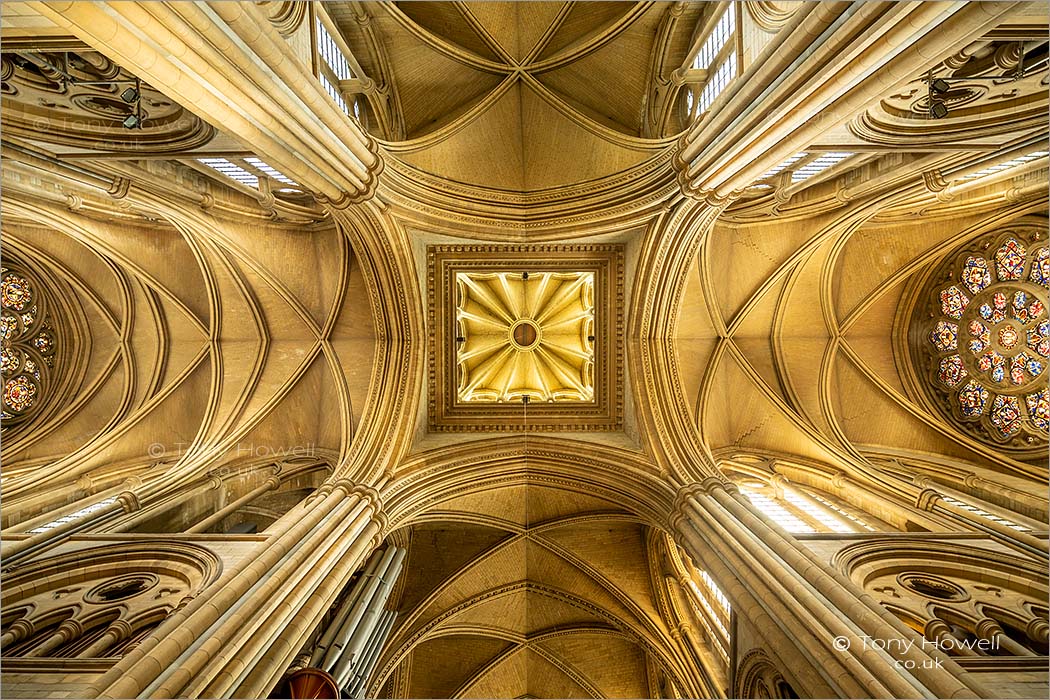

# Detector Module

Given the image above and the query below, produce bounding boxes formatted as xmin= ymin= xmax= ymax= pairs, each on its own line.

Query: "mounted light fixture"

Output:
xmin=922 ymin=48 xmax=1026 ymax=121
xmin=26 ymin=53 xmax=146 ymax=128
xmin=929 ymin=78 xmax=951 ymax=95
xmin=929 ymin=100 xmax=949 ymax=119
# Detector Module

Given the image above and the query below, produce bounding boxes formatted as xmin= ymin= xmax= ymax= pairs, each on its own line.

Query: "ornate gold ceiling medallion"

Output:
xmin=429 ymin=246 xmax=622 ymax=432
xmin=454 ymin=270 xmax=595 ymax=403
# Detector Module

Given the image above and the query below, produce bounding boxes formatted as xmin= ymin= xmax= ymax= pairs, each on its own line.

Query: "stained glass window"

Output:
xmin=1025 ymin=389 xmax=1049 ymax=431
xmin=939 ymin=286 xmax=969 ymax=319
xmin=1030 ymin=247 xmax=1050 ymax=287
xmin=957 ymin=380 xmax=988 ymax=416
xmin=1 ymin=265 xmax=58 ymax=429
xmin=989 ymin=395 xmax=1022 ymax=436
xmin=960 ymin=256 xmax=991 ymax=294
xmin=929 ymin=321 xmax=958 ymax=352
xmin=994 ymin=239 xmax=1026 ymax=281
xmin=938 ymin=355 xmax=966 ymax=388
xmin=924 ymin=233 xmax=1049 ymax=446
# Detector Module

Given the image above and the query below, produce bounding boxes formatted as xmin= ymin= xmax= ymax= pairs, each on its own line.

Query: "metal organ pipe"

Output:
xmin=345 ymin=610 xmax=397 ymax=698
xmin=309 ymin=549 xmax=384 ymax=668
xmin=320 ymin=546 xmax=400 ymax=674
xmin=343 ymin=547 xmax=405 ymax=668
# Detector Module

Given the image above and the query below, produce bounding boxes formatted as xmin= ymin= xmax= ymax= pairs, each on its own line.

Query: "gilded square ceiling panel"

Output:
xmin=455 ymin=270 xmax=595 ymax=403
xmin=429 ymin=246 xmax=622 ymax=431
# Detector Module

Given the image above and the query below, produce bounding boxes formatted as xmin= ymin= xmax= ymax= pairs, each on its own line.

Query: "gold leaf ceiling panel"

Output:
xmin=455 ymin=270 xmax=595 ymax=403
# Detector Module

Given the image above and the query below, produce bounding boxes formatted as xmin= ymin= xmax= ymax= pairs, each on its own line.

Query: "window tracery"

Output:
xmin=685 ymin=5 xmax=739 ymax=120
xmin=0 ymin=543 xmax=220 ymax=659
xmin=1 ymin=264 xmax=58 ymax=430
xmin=915 ymin=227 xmax=1049 ymax=452
xmin=837 ymin=541 xmax=1049 ymax=658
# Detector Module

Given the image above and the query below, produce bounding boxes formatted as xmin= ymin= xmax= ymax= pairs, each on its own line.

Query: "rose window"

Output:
xmin=919 ymin=231 xmax=1048 ymax=449
xmin=1 ymin=265 xmax=58 ymax=430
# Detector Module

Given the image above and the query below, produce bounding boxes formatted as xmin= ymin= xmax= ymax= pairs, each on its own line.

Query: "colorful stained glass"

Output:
xmin=1030 ymin=334 xmax=1050 ymax=358
xmin=960 ymin=256 xmax=991 ymax=294
xmin=1030 ymin=247 xmax=1050 ymax=287
xmin=938 ymin=355 xmax=966 ymax=388
xmin=1 ymin=317 xmax=14 ymax=343
xmin=3 ymin=375 xmax=37 ymax=412
xmin=32 ymin=330 xmax=54 ymax=355
xmin=993 ymin=291 xmax=1007 ymax=310
xmin=1025 ymin=389 xmax=1049 ymax=432
xmin=939 ymin=286 xmax=969 ymax=319
xmin=989 ymin=394 xmax=1022 ymax=436
xmin=979 ymin=303 xmax=994 ymax=321
xmin=994 ymin=239 xmax=1026 ymax=281
xmin=991 ymin=365 xmax=1005 ymax=383
xmin=998 ymin=326 xmax=1018 ymax=349
xmin=1010 ymin=353 xmax=1029 ymax=385
xmin=1026 ymin=356 xmax=1044 ymax=377
xmin=1012 ymin=291 xmax=1029 ymax=322
xmin=958 ymin=381 xmax=988 ymax=416
xmin=0 ymin=269 xmax=59 ymax=429
xmin=967 ymin=320 xmax=990 ymax=354
xmin=1 ymin=349 xmax=20 ymax=374
xmin=929 ymin=321 xmax=958 ymax=352
xmin=0 ymin=274 xmax=33 ymax=311
xmin=1031 ymin=300 xmax=1046 ymax=319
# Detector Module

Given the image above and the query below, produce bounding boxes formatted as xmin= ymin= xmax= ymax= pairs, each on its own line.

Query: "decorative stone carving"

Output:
xmin=849 ymin=41 xmax=1048 ymax=147
xmin=454 ymin=270 xmax=595 ymax=403
xmin=1 ymin=50 xmax=214 ymax=154
xmin=256 ymin=1 xmax=308 ymax=36
xmin=428 ymin=245 xmax=623 ymax=432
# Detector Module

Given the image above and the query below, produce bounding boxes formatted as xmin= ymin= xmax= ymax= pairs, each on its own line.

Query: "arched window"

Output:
xmin=735 ymin=477 xmax=879 ymax=533
xmin=686 ymin=567 xmax=732 ymax=662
xmin=686 ymin=5 xmax=738 ymax=118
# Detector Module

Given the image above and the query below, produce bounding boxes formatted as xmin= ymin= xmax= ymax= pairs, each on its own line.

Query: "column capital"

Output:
xmin=923 ymin=618 xmax=951 ymax=639
xmin=973 ymin=617 xmax=1002 ymax=639
xmin=109 ymin=619 xmax=135 ymax=639
xmin=8 ymin=618 xmax=35 ymax=639
xmin=916 ymin=488 xmax=942 ymax=511
xmin=670 ymin=478 xmax=736 ymax=530
xmin=117 ymin=491 xmax=140 ymax=513
xmin=1025 ymin=617 xmax=1049 ymax=643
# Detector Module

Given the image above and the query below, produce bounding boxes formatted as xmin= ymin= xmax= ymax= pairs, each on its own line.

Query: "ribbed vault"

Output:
xmin=374 ymin=482 xmax=698 ymax=699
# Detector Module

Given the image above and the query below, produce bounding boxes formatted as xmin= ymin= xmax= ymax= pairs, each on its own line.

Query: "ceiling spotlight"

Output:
xmin=122 ymin=113 xmax=140 ymax=129
xmin=929 ymin=100 xmax=949 ymax=119
xmin=120 ymin=86 xmax=139 ymax=103
xmin=929 ymin=78 xmax=950 ymax=95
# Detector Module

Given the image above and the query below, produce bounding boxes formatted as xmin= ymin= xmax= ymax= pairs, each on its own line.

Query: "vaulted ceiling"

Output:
xmin=0 ymin=2 xmax=1048 ymax=698
xmin=330 ymin=1 xmax=689 ymax=190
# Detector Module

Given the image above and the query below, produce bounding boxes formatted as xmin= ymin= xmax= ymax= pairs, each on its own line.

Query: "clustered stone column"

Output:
xmin=672 ymin=477 xmax=992 ymax=698
xmin=87 ymin=481 xmax=386 ymax=699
